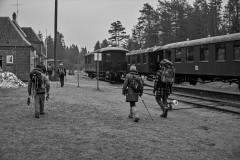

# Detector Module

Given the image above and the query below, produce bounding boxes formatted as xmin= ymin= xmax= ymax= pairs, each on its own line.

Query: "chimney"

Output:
xmin=12 ymin=12 xmax=17 ymax=22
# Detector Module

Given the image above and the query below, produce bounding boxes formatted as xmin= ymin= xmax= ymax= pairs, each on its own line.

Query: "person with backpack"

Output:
xmin=40 ymin=61 xmax=47 ymax=74
xmin=57 ymin=63 xmax=66 ymax=87
xmin=122 ymin=65 xmax=143 ymax=122
xmin=47 ymin=64 xmax=53 ymax=80
xmin=153 ymin=59 xmax=175 ymax=118
xmin=28 ymin=65 xmax=50 ymax=118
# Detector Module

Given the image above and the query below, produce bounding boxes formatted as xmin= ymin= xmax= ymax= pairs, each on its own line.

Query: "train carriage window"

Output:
xmin=234 ymin=41 xmax=240 ymax=60
xmin=132 ymin=55 xmax=136 ymax=64
xmin=127 ymin=56 xmax=131 ymax=64
xmin=175 ymin=48 xmax=181 ymax=62
xmin=137 ymin=54 xmax=140 ymax=64
xmin=142 ymin=53 xmax=146 ymax=63
xmin=186 ymin=47 xmax=194 ymax=62
xmin=200 ymin=45 xmax=209 ymax=61
xmin=215 ymin=43 xmax=226 ymax=61
xmin=166 ymin=51 xmax=171 ymax=61
xmin=106 ymin=53 xmax=111 ymax=62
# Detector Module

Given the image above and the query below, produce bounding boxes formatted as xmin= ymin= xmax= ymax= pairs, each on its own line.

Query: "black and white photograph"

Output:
xmin=0 ymin=0 xmax=240 ymax=159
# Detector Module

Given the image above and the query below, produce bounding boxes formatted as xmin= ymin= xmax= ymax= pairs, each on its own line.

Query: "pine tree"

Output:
xmin=94 ymin=41 xmax=101 ymax=51
xmin=209 ymin=0 xmax=223 ymax=36
xmin=100 ymin=39 xmax=109 ymax=48
xmin=223 ymin=0 xmax=240 ymax=33
xmin=108 ymin=20 xmax=128 ymax=47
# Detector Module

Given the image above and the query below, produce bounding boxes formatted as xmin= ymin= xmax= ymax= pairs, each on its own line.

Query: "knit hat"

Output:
xmin=130 ymin=65 xmax=136 ymax=71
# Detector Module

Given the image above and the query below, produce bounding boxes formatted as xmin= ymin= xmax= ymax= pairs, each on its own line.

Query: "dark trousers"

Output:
xmin=155 ymin=96 xmax=168 ymax=110
xmin=59 ymin=76 xmax=64 ymax=87
xmin=130 ymin=102 xmax=136 ymax=107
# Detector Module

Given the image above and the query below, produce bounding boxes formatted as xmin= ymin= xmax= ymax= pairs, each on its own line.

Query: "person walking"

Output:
xmin=40 ymin=61 xmax=47 ymax=74
xmin=57 ymin=63 xmax=66 ymax=87
xmin=28 ymin=65 xmax=50 ymax=118
xmin=122 ymin=65 xmax=143 ymax=122
xmin=153 ymin=59 xmax=174 ymax=118
xmin=47 ymin=63 xmax=53 ymax=80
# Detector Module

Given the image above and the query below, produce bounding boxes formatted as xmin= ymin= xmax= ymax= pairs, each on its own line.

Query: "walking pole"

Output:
xmin=139 ymin=96 xmax=154 ymax=122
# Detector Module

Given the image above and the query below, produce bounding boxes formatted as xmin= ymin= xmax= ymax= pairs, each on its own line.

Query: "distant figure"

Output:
xmin=0 ymin=67 xmax=3 ymax=83
xmin=57 ymin=63 xmax=66 ymax=87
xmin=153 ymin=59 xmax=174 ymax=118
xmin=40 ymin=62 xmax=47 ymax=74
xmin=122 ymin=65 xmax=143 ymax=122
xmin=28 ymin=65 xmax=50 ymax=118
xmin=47 ymin=64 xmax=53 ymax=79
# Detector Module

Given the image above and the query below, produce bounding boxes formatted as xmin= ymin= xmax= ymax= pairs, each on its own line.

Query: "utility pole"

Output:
xmin=77 ymin=51 xmax=80 ymax=87
xmin=45 ymin=29 xmax=48 ymax=68
xmin=53 ymin=0 xmax=58 ymax=80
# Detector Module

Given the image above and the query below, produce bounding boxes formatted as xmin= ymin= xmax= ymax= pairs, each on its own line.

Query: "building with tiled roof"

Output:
xmin=21 ymin=27 xmax=45 ymax=63
xmin=0 ymin=13 xmax=43 ymax=81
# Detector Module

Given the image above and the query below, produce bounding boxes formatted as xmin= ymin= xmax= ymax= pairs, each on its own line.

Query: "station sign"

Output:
xmin=94 ymin=53 xmax=102 ymax=61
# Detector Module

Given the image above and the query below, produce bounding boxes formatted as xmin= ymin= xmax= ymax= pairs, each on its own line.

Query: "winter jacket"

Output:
xmin=57 ymin=67 xmax=66 ymax=78
xmin=28 ymin=68 xmax=50 ymax=95
xmin=122 ymin=70 xmax=143 ymax=102
xmin=153 ymin=69 xmax=172 ymax=99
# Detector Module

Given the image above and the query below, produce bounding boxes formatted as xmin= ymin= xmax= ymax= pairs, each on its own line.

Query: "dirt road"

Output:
xmin=0 ymin=73 xmax=239 ymax=160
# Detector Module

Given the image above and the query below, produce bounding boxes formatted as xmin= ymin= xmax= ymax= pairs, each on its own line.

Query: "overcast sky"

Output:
xmin=0 ymin=0 xmax=226 ymax=51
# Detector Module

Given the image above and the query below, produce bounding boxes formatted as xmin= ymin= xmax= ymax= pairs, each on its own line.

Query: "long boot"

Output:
xmin=132 ymin=106 xmax=140 ymax=122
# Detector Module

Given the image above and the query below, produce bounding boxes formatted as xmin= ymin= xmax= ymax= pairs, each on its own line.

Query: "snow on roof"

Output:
xmin=85 ymin=47 xmax=129 ymax=56
xmin=127 ymin=46 xmax=163 ymax=55
xmin=162 ymin=33 xmax=240 ymax=50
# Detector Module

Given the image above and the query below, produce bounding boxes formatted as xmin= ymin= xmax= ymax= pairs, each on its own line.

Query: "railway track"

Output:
xmin=143 ymin=83 xmax=240 ymax=114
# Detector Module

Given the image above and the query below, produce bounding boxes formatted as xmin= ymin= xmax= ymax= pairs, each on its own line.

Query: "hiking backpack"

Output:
xmin=130 ymin=75 xmax=143 ymax=93
xmin=30 ymin=70 xmax=43 ymax=90
xmin=59 ymin=68 xmax=65 ymax=75
xmin=161 ymin=66 xmax=175 ymax=84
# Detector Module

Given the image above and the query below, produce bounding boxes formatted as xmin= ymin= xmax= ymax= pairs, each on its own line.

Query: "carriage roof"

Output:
xmin=127 ymin=46 xmax=163 ymax=56
xmin=85 ymin=47 xmax=129 ymax=56
xmin=161 ymin=33 xmax=240 ymax=50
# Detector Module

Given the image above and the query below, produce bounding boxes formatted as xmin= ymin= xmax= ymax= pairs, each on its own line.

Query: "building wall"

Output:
xmin=0 ymin=47 xmax=33 ymax=81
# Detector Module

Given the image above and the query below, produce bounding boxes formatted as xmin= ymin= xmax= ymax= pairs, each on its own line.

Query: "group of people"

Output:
xmin=122 ymin=59 xmax=174 ymax=122
xmin=27 ymin=62 xmax=66 ymax=118
xmin=27 ymin=59 xmax=173 ymax=121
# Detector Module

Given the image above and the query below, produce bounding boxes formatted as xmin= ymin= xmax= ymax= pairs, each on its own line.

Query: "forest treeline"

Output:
xmin=38 ymin=0 xmax=240 ymax=70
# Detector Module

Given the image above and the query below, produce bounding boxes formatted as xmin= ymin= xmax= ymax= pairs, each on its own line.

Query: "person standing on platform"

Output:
xmin=57 ymin=63 xmax=66 ymax=87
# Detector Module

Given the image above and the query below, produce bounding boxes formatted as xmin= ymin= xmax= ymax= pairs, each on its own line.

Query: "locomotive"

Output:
xmin=127 ymin=33 xmax=240 ymax=90
xmin=84 ymin=46 xmax=129 ymax=82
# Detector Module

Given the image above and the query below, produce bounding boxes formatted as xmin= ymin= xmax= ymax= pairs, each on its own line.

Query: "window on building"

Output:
xmin=186 ymin=47 xmax=194 ymax=62
xmin=106 ymin=53 xmax=111 ymax=62
xmin=166 ymin=50 xmax=171 ymax=61
xmin=215 ymin=43 xmax=226 ymax=61
xmin=137 ymin=54 xmax=140 ymax=64
xmin=175 ymin=48 xmax=181 ymax=62
xmin=234 ymin=41 xmax=240 ymax=60
xmin=6 ymin=55 xmax=13 ymax=64
xmin=200 ymin=45 xmax=209 ymax=61
xmin=142 ymin=53 xmax=146 ymax=63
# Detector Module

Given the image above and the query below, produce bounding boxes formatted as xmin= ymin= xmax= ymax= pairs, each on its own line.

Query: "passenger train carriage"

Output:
xmin=85 ymin=47 xmax=129 ymax=82
xmin=127 ymin=33 xmax=240 ymax=90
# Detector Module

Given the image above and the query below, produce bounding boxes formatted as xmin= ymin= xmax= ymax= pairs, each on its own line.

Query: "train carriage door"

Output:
xmin=0 ymin=56 xmax=2 ymax=68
